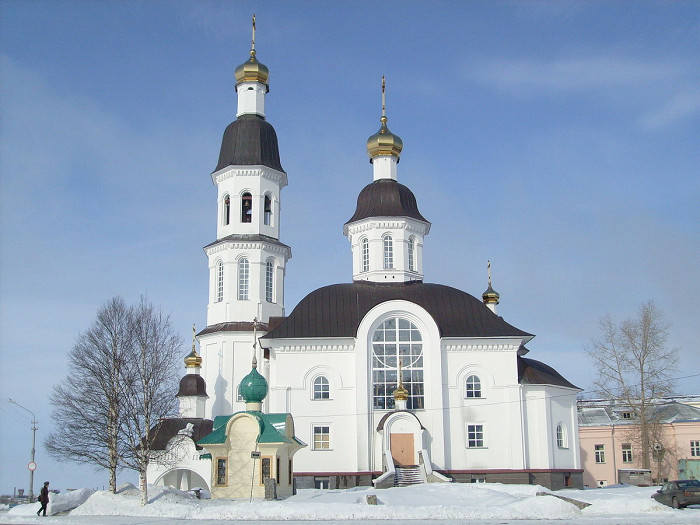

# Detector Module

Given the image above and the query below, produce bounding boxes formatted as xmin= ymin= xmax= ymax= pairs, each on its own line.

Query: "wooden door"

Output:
xmin=390 ymin=433 xmax=414 ymax=466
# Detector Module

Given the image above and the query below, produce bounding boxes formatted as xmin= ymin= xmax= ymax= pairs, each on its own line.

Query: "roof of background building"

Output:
xmin=578 ymin=401 xmax=700 ymax=426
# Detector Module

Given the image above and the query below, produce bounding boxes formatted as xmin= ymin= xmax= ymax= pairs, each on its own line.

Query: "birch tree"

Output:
xmin=46 ymin=297 xmax=131 ymax=493
xmin=586 ymin=300 xmax=678 ymax=470
xmin=119 ymin=298 xmax=182 ymax=505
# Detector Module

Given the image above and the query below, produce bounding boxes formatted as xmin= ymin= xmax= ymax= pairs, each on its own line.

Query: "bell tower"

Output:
xmin=205 ymin=15 xmax=291 ymax=326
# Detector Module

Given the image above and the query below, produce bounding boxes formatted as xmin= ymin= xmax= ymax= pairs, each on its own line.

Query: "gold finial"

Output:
xmin=488 ymin=260 xmax=492 ymax=287
xmin=192 ymin=324 xmax=196 ymax=353
xmin=393 ymin=357 xmax=409 ymax=402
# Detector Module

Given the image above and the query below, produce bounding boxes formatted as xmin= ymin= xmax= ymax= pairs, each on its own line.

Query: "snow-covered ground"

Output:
xmin=2 ymin=482 xmax=699 ymax=524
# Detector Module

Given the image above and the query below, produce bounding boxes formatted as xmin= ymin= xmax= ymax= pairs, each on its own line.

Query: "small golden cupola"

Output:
xmin=366 ymin=76 xmax=403 ymax=162
xmin=482 ymin=260 xmax=500 ymax=314
xmin=184 ymin=324 xmax=203 ymax=368
xmin=234 ymin=14 xmax=269 ymax=92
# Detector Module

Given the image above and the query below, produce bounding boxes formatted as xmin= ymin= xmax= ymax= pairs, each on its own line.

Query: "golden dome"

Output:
xmin=234 ymin=51 xmax=269 ymax=90
xmin=185 ymin=324 xmax=202 ymax=368
xmin=482 ymin=261 xmax=500 ymax=305
xmin=234 ymin=15 xmax=269 ymax=91
xmin=184 ymin=348 xmax=202 ymax=368
xmin=366 ymin=76 xmax=403 ymax=162
xmin=393 ymin=384 xmax=409 ymax=402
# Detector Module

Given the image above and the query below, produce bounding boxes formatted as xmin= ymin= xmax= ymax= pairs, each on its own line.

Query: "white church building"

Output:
xmin=149 ymin=23 xmax=583 ymax=492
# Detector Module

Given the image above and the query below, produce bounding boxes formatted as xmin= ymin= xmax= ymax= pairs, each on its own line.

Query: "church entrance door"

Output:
xmin=390 ymin=433 xmax=414 ymax=466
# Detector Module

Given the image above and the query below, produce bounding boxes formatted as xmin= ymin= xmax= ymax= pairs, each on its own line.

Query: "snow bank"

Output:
xmin=68 ymin=482 xmax=583 ymax=521
xmin=7 ymin=488 xmax=94 ymax=517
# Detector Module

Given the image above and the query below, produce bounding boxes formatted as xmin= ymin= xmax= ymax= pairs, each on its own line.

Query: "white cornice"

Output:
xmin=211 ymin=166 xmax=288 ymax=187
xmin=345 ymin=217 xmax=430 ymax=236
xmin=205 ymin=240 xmax=291 ymax=258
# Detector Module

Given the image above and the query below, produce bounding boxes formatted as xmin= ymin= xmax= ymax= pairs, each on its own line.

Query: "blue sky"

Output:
xmin=1 ymin=1 xmax=698 ymax=494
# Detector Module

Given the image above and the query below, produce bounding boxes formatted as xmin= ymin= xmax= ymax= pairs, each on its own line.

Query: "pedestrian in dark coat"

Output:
xmin=36 ymin=481 xmax=49 ymax=516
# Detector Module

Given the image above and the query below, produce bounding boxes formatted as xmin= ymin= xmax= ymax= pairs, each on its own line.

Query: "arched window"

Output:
xmin=263 ymin=195 xmax=272 ymax=226
xmin=383 ymin=235 xmax=394 ymax=270
xmin=312 ymin=376 xmax=329 ymax=400
xmin=361 ymin=237 xmax=369 ymax=273
xmin=372 ymin=317 xmax=423 ymax=410
xmin=265 ymin=260 xmax=274 ymax=303
xmin=241 ymin=192 xmax=252 ymax=223
xmin=556 ymin=423 xmax=568 ymax=448
xmin=216 ymin=261 xmax=224 ymax=302
xmin=465 ymin=375 xmax=481 ymax=398
xmin=223 ymin=195 xmax=231 ymax=226
xmin=238 ymin=258 xmax=249 ymax=300
xmin=408 ymin=236 xmax=415 ymax=272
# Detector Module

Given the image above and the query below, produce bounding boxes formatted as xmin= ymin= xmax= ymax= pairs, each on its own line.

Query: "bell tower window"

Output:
xmin=264 ymin=195 xmax=272 ymax=226
xmin=383 ymin=235 xmax=394 ymax=270
xmin=216 ymin=261 xmax=224 ymax=302
xmin=238 ymin=258 xmax=249 ymax=300
xmin=265 ymin=260 xmax=274 ymax=302
xmin=408 ymin=236 xmax=415 ymax=271
xmin=361 ymin=237 xmax=369 ymax=273
xmin=223 ymin=195 xmax=230 ymax=226
xmin=241 ymin=193 xmax=252 ymax=223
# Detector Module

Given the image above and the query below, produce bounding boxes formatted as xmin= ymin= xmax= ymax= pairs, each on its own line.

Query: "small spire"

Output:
xmin=381 ymin=76 xmax=387 ymax=123
xmin=250 ymin=14 xmax=257 ymax=56
xmin=483 ymin=260 xmax=500 ymax=310
xmin=252 ymin=317 xmax=258 ymax=369
xmin=184 ymin=323 xmax=202 ymax=368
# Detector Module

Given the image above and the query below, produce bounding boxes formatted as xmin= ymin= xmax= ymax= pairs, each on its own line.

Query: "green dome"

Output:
xmin=239 ymin=367 xmax=268 ymax=403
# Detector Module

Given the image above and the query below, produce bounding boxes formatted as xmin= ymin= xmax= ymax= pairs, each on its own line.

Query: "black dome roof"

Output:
xmin=346 ymin=179 xmax=428 ymax=224
xmin=214 ymin=114 xmax=284 ymax=173
xmin=176 ymin=374 xmax=208 ymax=398
xmin=262 ymin=281 xmax=531 ymax=340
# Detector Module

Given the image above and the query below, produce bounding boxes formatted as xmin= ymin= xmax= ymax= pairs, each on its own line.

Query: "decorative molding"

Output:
xmin=444 ymin=343 xmax=519 ymax=352
xmin=213 ymin=166 xmax=287 ymax=187
xmin=205 ymin=240 xmax=291 ymax=258
xmin=274 ymin=344 xmax=355 ymax=353
xmin=347 ymin=219 xmax=429 ymax=236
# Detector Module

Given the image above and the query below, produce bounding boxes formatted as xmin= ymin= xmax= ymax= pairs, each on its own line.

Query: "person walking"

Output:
xmin=36 ymin=481 xmax=49 ymax=516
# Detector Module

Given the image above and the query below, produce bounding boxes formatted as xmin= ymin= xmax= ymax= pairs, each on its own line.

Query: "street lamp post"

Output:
xmin=8 ymin=399 xmax=37 ymax=501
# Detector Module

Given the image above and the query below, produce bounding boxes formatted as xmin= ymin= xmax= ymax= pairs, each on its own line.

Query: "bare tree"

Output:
xmin=46 ymin=297 xmax=131 ymax=493
xmin=586 ymin=300 xmax=678 ymax=472
xmin=119 ymin=297 xmax=182 ymax=506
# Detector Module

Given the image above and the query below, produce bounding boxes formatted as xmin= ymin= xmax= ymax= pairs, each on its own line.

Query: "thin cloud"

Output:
xmin=469 ymin=55 xmax=682 ymax=93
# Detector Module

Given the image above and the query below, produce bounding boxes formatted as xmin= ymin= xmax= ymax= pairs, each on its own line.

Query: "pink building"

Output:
xmin=578 ymin=400 xmax=700 ymax=487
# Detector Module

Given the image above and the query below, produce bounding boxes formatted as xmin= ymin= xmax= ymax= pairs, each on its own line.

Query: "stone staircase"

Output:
xmin=394 ymin=465 xmax=424 ymax=487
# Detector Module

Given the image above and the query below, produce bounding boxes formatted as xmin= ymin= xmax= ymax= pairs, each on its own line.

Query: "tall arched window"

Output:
xmin=408 ymin=236 xmax=415 ymax=272
xmin=265 ymin=260 xmax=274 ymax=303
xmin=372 ymin=317 xmax=423 ymax=410
xmin=238 ymin=258 xmax=249 ymax=300
xmin=216 ymin=261 xmax=224 ymax=302
xmin=465 ymin=375 xmax=482 ymax=398
xmin=383 ymin=235 xmax=394 ymax=270
xmin=223 ymin=195 xmax=231 ymax=226
xmin=312 ymin=376 xmax=330 ymax=400
xmin=263 ymin=195 xmax=272 ymax=226
xmin=241 ymin=192 xmax=252 ymax=223
xmin=361 ymin=237 xmax=369 ymax=273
